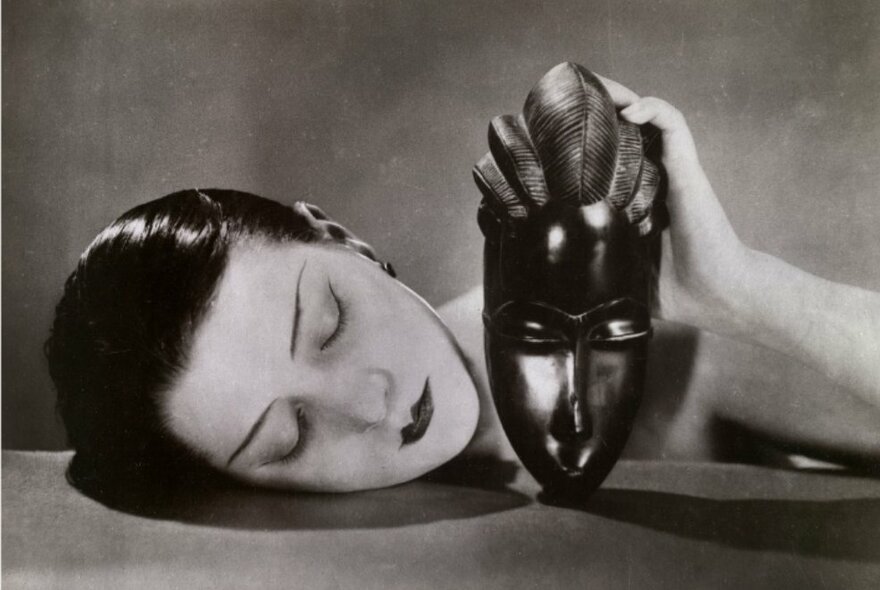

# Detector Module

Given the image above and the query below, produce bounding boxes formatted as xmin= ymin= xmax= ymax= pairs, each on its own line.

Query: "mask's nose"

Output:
xmin=311 ymin=367 xmax=391 ymax=431
xmin=542 ymin=329 xmax=649 ymax=489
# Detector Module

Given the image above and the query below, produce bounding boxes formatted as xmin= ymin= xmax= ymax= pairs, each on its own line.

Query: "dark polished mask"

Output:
xmin=474 ymin=63 xmax=665 ymax=499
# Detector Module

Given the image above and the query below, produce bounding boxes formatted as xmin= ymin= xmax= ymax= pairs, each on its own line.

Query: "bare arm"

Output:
xmin=719 ymin=250 xmax=880 ymax=403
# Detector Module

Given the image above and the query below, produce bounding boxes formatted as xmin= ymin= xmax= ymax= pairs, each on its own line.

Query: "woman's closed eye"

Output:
xmin=232 ymin=399 xmax=306 ymax=468
xmin=268 ymin=281 xmax=345 ymax=468
xmin=320 ymin=280 xmax=348 ymax=350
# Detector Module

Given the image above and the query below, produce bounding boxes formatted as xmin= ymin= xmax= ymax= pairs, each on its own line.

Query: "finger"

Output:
xmin=302 ymin=202 xmax=329 ymax=220
xmin=594 ymin=73 xmax=640 ymax=109
xmin=620 ymin=97 xmax=688 ymax=137
xmin=619 ymin=97 xmax=699 ymax=170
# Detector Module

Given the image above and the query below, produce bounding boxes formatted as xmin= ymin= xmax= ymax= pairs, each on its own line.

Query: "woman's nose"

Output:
xmin=313 ymin=368 xmax=392 ymax=430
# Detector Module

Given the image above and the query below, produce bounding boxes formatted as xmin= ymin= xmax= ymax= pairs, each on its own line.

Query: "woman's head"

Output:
xmin=46 ymin=189 xmax=478 ymax=503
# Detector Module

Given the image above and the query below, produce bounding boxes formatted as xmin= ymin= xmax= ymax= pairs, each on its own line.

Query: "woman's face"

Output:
xmin=165 ymin=241 xmax=480 ymax=492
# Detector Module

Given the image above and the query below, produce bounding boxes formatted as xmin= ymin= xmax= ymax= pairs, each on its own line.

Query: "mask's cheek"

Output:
xmin=485 ymin=335 xmax=574 ymax=481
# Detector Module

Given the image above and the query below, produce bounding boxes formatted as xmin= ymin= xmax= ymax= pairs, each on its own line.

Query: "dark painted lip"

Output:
xmin=400 ymin=378 xmax=433 ymax=447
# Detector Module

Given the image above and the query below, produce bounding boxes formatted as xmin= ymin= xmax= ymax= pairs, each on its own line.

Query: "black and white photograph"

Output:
xmin=3 ymin=1 xmax=879 ymax=588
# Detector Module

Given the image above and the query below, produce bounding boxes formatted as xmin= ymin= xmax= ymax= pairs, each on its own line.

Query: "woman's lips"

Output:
xmin=400 ymin=378 xmax=433 ymax=447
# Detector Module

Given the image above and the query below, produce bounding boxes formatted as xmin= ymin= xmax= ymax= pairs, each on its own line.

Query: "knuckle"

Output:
xmin=669 ymin=107 xmax=686 ymax=124
xmin=305 ymin=203 xmax=329 ymax=220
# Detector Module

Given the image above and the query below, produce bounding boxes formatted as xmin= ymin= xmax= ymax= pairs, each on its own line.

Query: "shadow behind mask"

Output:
xmin=474 ymin=63 xmax=664 ymax=499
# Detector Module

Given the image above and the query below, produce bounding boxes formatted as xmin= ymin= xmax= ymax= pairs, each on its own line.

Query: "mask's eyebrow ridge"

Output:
xmin=290 ymin=260 xmax=308 ymax=357
xmin=227 ymin=402 xmax=273 ymax=466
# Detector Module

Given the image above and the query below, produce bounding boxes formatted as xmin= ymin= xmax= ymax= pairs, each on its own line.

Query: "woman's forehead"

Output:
xmin=164 ymin=245 xmax=306 ymax=461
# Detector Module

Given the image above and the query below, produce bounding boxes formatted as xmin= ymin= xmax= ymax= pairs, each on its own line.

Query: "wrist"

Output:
xmin=666 ymin=242 xmax=756 ymax=338
xmin=708 ymin=246 xmax=761 ymax=338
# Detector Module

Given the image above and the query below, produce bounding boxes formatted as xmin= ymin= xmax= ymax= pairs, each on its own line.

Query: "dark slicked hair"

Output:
xmin=45 ymin=189 xmax=378 ymax=508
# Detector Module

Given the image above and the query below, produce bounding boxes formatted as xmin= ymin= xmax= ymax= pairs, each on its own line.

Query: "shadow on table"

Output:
xmin=115 ymin=456 xmax=529 ymax=531
xmin=551 ymin=488 xmax=880 ymax=562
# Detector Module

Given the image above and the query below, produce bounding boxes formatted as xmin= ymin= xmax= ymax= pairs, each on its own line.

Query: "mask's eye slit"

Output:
xmin=321 ymin=280 xmax=348 ymax=350
xmin=278 ymin=407 xmax=306 ymax=464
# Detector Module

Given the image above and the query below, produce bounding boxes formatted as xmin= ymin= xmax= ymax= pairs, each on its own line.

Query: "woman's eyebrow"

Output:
xmin=290 ymin=260 xmax=308 ymax=357
xmin=227 ymin=402 xmax=272 ymax=466
xmin=228 ymin=260 xmax=308 ymax=467
xmin=226 ymin=260 xmax=308 ymax=467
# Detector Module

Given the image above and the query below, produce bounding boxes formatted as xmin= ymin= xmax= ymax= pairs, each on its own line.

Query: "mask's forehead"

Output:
xmin=496 ymin=201 xmax=645 ymax=315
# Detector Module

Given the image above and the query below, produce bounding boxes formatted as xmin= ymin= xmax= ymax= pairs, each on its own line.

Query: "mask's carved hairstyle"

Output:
xmin=45 ymin=189 xmax=380 ymax=508
xmin=474 ymin=62 xmax=665 ymax=237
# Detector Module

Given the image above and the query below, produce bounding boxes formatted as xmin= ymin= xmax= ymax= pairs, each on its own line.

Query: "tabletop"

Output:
xmin=3 ymin=450 xmax=879 ymax=589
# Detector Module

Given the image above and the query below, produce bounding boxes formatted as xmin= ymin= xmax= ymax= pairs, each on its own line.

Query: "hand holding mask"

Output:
xmin=474 ymin=62 xmax=664 ymax=500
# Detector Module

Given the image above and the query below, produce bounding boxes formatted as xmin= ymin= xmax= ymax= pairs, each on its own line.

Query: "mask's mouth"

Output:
xmin=400 ymin=378 xmax=434 ymax=447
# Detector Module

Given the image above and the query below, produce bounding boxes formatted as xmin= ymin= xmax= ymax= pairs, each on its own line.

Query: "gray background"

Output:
xmin=4 ymin=0 xmax=879 ymax=450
